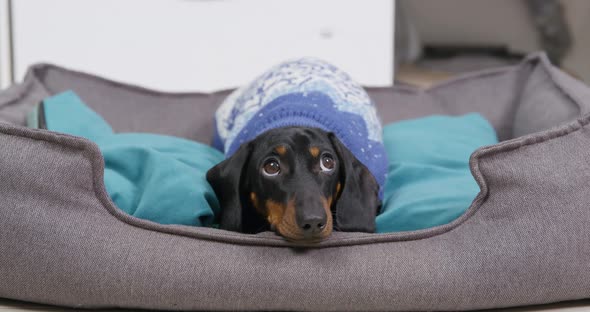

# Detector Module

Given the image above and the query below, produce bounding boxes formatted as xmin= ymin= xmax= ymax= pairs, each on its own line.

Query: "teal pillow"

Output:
xmin=376 ymin=114 xmax=498 ymax=233
xmin=37 ymin=91 xmax=224 ymax=227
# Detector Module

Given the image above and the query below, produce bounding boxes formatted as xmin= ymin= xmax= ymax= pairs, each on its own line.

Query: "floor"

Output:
xmin=0 ymin=298 xmax=589 ymax=312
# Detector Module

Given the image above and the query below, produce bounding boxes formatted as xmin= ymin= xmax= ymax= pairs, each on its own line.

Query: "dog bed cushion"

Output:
xmin=30 ymin=91 xmax=224 ymax=227
xmin=1 ymin=53 xmax=590 ymax=311
xmin=377 ymin=113 xmax=498 ymax=232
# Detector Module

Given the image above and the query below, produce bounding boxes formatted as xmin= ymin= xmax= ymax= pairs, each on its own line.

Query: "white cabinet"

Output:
xmin=2 ymin=0 xmax=394 ymax=91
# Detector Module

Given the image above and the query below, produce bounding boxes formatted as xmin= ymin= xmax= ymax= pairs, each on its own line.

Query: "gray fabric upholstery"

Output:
xmin=0 ymin=53 xmax=589 ymax=311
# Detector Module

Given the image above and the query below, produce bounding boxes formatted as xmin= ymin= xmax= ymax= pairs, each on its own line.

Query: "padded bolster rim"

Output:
xmin=1 ymin=105 xmax=590 ymax=248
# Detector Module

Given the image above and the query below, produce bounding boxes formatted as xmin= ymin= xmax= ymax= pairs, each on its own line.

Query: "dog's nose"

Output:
xmin=300 ymin=214 xmax=327 ymax=235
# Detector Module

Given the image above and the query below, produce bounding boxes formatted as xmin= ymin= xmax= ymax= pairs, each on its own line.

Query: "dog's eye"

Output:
xmin=262 ymin=158 xmax=281 ymax=176
xmin=320 ymin=153 xmax=335 ymax=172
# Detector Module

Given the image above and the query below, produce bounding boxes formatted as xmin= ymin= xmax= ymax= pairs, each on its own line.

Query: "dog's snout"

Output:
xmin=292 ymin=191 xmax=332 ymax=240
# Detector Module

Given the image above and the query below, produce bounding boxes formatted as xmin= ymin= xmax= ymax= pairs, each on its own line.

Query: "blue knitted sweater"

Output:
xmin=213 ymin=58 xmax=387 ymax=196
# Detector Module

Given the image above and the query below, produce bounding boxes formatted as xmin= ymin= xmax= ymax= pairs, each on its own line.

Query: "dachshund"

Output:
xmin=207 ymin=58 xmax=387 ymax=243
xmin=206 ymin=127 xmax=381 ymax=243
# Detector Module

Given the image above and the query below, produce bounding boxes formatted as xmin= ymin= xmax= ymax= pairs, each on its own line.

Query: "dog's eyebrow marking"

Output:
xmin=309 ymin=146 xmax=320 ymax=158
xmin=275 ymin=145 xmax=287 ymax=156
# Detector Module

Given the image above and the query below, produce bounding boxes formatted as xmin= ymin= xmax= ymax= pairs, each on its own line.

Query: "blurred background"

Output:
xmin=395 ymin=0 xmax=588 ymax=88
xmin=0 ymin=0 xmax=587 ymax=90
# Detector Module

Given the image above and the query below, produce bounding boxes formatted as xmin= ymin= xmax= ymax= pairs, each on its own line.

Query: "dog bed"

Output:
xmin=1 ymin=52 xmax=589 ymax=311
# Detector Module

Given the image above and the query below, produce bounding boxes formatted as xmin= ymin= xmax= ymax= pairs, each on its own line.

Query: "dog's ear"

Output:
xmin=329 ymin=134 xmax=380 ymax=233
xmin=206 ymin=142 xmax=252 ymax=232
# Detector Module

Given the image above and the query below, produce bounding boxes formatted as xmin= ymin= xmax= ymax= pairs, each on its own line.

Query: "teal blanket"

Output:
xmin=32 ymin=91 xmax=224 ymax=227
xmin=376 ymin=114 xmax=498 ymax=232
xmin=32 ymin=91 xmax=497 ymax=232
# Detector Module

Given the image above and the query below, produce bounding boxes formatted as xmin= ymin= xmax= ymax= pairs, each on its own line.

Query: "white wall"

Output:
xmin=7 ymin=0 xmax=394 ymax=92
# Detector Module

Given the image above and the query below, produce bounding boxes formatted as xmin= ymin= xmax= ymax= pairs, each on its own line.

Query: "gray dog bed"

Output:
xmin=1 ymin=53 xmax=589 ymax=311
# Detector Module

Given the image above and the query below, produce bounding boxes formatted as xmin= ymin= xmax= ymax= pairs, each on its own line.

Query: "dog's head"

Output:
xmin=206 ymin=127 xmax=380 ymax=243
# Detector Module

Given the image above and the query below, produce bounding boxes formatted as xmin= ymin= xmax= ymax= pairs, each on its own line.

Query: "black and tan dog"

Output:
xmin=207 ymin=127 xmax=381 ymax=243
xmin=207 ymin=58 xmax=386 ymax=243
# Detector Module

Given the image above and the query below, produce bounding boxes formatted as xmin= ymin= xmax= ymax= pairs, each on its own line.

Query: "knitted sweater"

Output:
xmin=213 ymin=58 xmax=387 ymax=194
